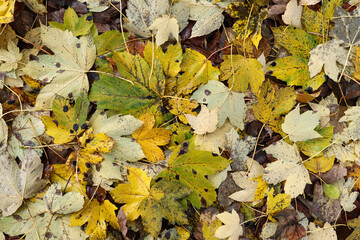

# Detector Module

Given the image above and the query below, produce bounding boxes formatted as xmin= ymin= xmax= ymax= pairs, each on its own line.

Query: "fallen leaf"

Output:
xmin=0 ymin=150 xmax=47 ymax=216
xmin=71 ymin=199 xmax=119 ymax=240
xmin=148 ymin=15 xmax=179 ymax=46
xmin=132 ymin=113 xmax=171 ymax=162
xmin=264 ymin=140 xmax=311 ymax=198
xmin=266 ymin=188 xmax=291 ymax=222
xmin=214 ymin=209 xmax=243 ymax=240
xmin=282 ymin=0 xmax=302 ymax=28
xmin=191 ymin=80 xmax=246 ymax=129
xmin=185 ymin=104 xmax=218 ymax=135
xmin=282 ymin=104 xmax=322 ymax=142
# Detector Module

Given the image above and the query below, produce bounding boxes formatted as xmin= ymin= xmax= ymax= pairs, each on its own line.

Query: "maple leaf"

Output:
xmin=282 ymin=0 xmax=302 ymax=28
xmin=229 ymin=159 xmax=265 ymax=204
xmin=339 ymin=107 xmax=360 ymax=140
xmin=49 ymin=7 xmax=93 ymax=37
xmin=66 ymin=127 xmax=115 ymax=182
xmin=347 ymin=217 xmax=360 ymax=240
xmin=308 ymin=39 xmax=348 ymax=82
xmin=334 ymin=177 xmax=359 ymax=212
xmin=281 ymin=104 xmax=322 ymax=142
xmin=156 ymin=139 xmax=231 ymax=208
xmin=332 ymin=6 xmax=360 ymax=46
xmin=266 ymin=188 xmax=291 ymax=222
xmin=70 ymin=199 xmax=119 ymax=240
xmin=42 ymin=93 xmax=89 ymax=144
xmin=0 ymin=182 xmax=87 ymax=240
xmin=50 ymin=164 xmax=87 ymax=195
xmin=7 ymin=113 xmax=45 ymax=161
xmin=94 ymin=30 xmax=129 ymax=56
xmin=220 ymin=55 xmax=265 ymax=95
xmin=89 ymin=110 xmax=144 ymax=163
xmin=132 ymin=113 xmax=171 ymax=162
xmin=297 ymin=126 xmax=333 ymax=157
xmin=214 ymin=209 xmax=243 ymax=240
xmin=89 ymin=51 xmax=165 ymax=116
xmin=177 ymin=48 xmax=220 ymax=95
xmin=0 ymin=149 xmax=47 ymax=216
xmin=191 ymin=80 xmax=247 ymax=129
xmin=185 ymin=104 xmax=218 ymax=135
xmin=168 ymin=98 xmax=198 ymax=124
xmin=148 ymin=15 xmax=179 ymax=46
xmin=264 ymin=140 xmax=311 ymax=198
xmin=111 ymin=167 xmax=190 ymax=237
xmin=22 ymin=25 xmax=96 ymax=110
xmin=0 ymin=40 xmax=22 ymax=74
xmin=253 ymin=81 xmax=296 ymax=132
xmin=143 ymin=42 xmax=182 ymax=78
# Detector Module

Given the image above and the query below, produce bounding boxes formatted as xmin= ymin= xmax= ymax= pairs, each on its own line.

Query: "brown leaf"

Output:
xmin=273 ymin=209 xmax=306 ymax=240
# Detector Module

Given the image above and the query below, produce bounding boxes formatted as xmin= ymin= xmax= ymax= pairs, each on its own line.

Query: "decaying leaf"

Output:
xmin=214 ymin=209 xmax=243 ymax=240
xmin=0 ymin=182 xmax=87 ymax=240
xmin=266 ymin=188 xmax=291 ymax=222
xmin=264 ymin=140 xmax=311 ymax=198
xmin=185 ymin=104 xmax=218 ymax=135
xmin=0 ymin=149 xmax=47 ymax=216
xmin=22 ymin=25 xmax=96 ymax=109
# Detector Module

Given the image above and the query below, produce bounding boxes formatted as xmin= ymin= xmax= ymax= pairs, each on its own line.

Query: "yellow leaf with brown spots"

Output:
xmin=50 ymin=164 xmax=87 ymax=195
xmin=70 ymin=199 xmax=119 ymax=240
xmin=132 ymin=113 xmax=171 ymax=162
xmin=66 ymin=128 xmax=115 ymax=182
xmin=167 ymin=98 xmax=198 ymax=124
xmin=266 ymin=188 xmax=291 ymax=222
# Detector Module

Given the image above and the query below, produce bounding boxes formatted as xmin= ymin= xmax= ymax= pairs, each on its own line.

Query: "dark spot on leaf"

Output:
xmin=175 ymin=59 xmax=179 ymax=63
xmin=100 ymin=111 xmax=106 ymax=115
xmin=56 ymin=69 xmax=65 ymax=74
xmin=85 ymin=162 xmax=91 ymax=168
xmin=39 ymin=213 xmax=45 ymax=217
xmin=76 ymin=168 xmax=81 ymax=173
xmin=84 ymin=172 xmax=88 ymax=178
xmin=53 ymin=119 xmax=59 ymax=127
xmin=212 ymin=62 xmax=216 ymax=67
xmin=201 ymin=197 xmax=206 ymax=206
xmin=212 ymin=153 xmax=218 ymax=156
xmin=204 ymin=89 xmax=211 ymax=95
xmin=204 ymin=188 xmax=208 ymax=192
xmin=76 ymin=43 xmax=81 ymax=48
xmin=192 ymin=169 xmax=197 ymax=175
xmin=73 ymin=123 xmax=79 ymax=131
xmin=86 ymin=15 xmax=93 ymax=21
xmin=165 ymin=232 xmax=171 ymax=239
xmin=13 ymin=214 xmax=22 ymax=221
xmin=63 ymin=105 xmax=69 ymax=112
xmin=81 ymin=123 xmax=88 ymax=130
xmin=55 ymin=62 xmax=61 ymax=68
xmin=68 ymin=93 xmax=73 ymax=98
xmin=267 ymin=70 xmax=273 ymax=75
xmin=45 ymin=232 xmax=52 ymax=238
xmin=271 ymin=62 xmax=276 ymax=67
xmin=86 ymin=138 xmax=91 ymax=144
xmin=30 ymin=54 xmax=39 ymax=61
xmin=7 ymin=99 xmax=15 ymax=104
xmin=72 ymin=160 xmax=77 ymax=166
xmin=182 ymin=141 xmax=188 ymax=148
xmin=70 ymin=129 xmax=74 ymax=134
xmin=42 ymin=78 xmax=49 ymax=83
xmin=146 ymin=95 xmax=153 ymax=99
xmin=174 ymin=141 xmax=179 ymax=145
xmin=96 ymin=164 xmax=101 ymax=171
xmin=305 ymin=86 xmax=313 ymax=93
xmin=203 ymin=98 xmax=206 ymax=102
xmin=55 ymin=189 xmax=61 ymax=195
xmin=155 ymin=177 xmax=162 ymax=182
xmin=175 ymin=175 xmax=180 ymax=180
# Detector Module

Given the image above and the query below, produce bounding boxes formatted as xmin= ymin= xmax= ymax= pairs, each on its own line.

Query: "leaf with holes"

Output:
xmin=22 ymin=25 xmax=96 ymax=110
xmin=156 ymin=138 xmax=231 ymax=208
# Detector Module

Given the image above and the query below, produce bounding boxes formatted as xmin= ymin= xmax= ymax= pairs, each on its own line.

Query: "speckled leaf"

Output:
xmin=332 ymin=6 xmax=360 ymax=46
xmin=156 ymin=139 xmax=231 ymax=208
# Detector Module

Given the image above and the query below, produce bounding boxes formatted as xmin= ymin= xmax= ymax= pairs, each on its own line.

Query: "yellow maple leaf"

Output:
xmin=70 ymin=199 xmax=119 ymax=240
xmin=304 ymin=155 xmax=335 ymax=173
xmin=266 ymin=188 xmax=291 ymax=222
xmin=50 ymin=164 xmax=87 ymax=195
xmin=110 ymin=167 xmax=150 ymax=221
xmin=132 ymin=113 xmax=171 ymax=162
xmin=66 ymin=128 xmax=115 ymax=182
xmin=253 ymin=81 xmax=296 ymax=132
xmin=167 ymin=98 xmax=198 ymax=124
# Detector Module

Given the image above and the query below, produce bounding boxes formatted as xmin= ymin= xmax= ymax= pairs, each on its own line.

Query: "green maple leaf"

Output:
xmin=156 ymin=138 xmax=231 ymax=208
